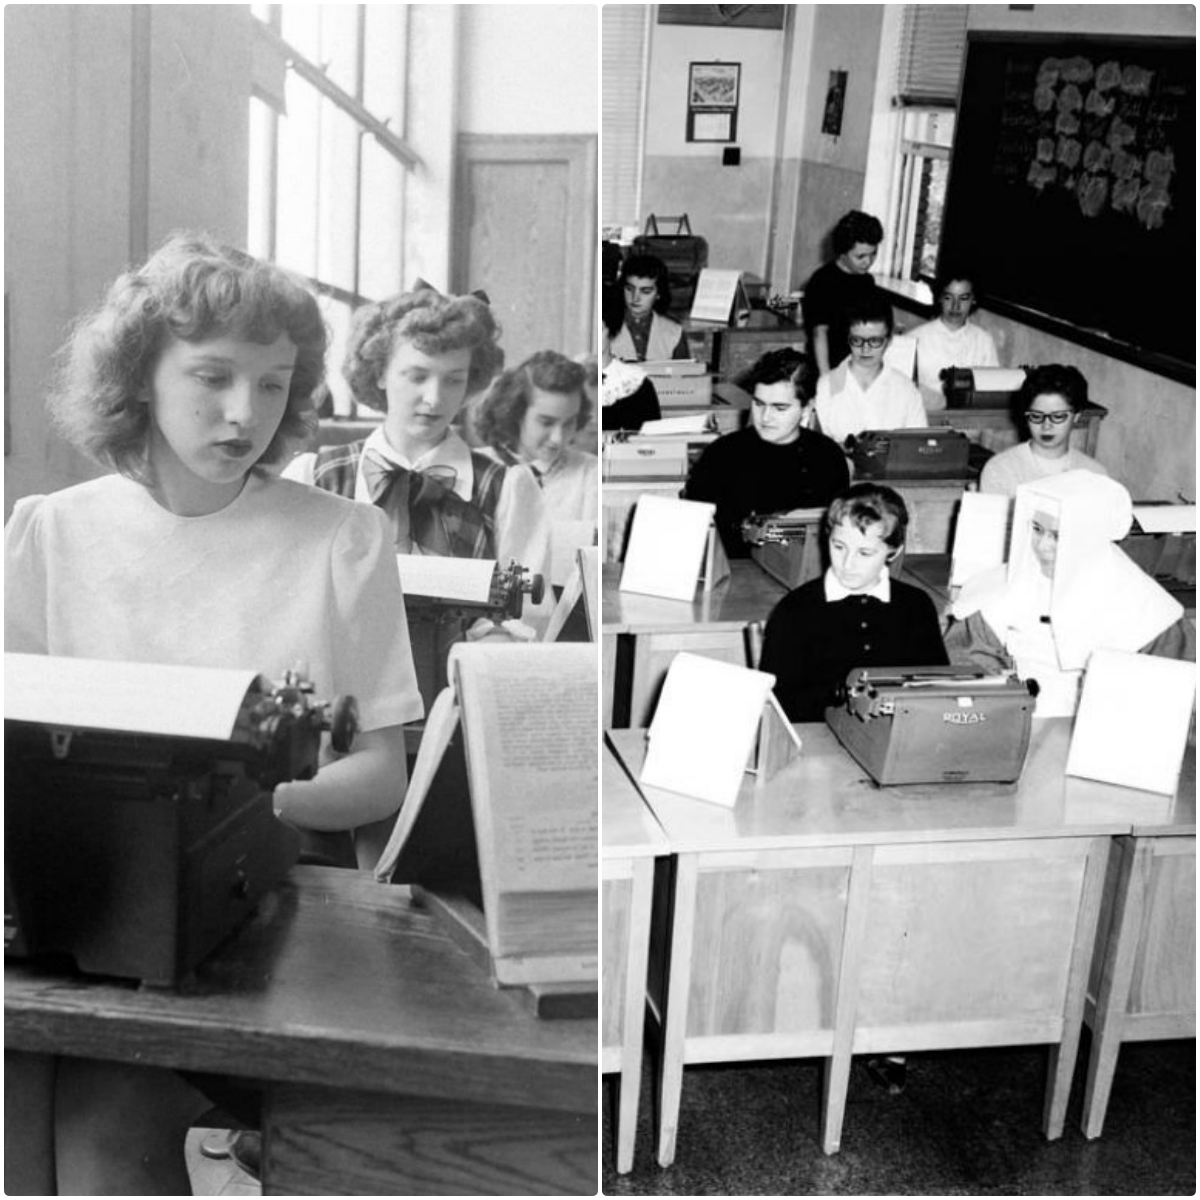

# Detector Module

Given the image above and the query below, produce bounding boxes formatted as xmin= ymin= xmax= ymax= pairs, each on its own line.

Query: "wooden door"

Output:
xmin=453 ymin=134 xmax=596 ymax=366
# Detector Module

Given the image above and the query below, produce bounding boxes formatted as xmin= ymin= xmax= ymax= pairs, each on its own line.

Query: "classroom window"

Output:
xmin=248 ymin=4 xmax=415 ymax=416
xmin=868 ymin=5 xmax=967 ymax=288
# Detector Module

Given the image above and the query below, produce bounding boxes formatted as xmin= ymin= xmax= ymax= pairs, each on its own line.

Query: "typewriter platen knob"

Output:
xmin=528 ymin=573 xmax=545 ymax=607
xmin=329 ymin=695 xmax=359 ymax=755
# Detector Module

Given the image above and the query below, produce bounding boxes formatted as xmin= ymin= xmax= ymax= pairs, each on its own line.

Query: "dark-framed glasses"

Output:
xmin=1026 ymin=411 xmax=1072 ymax=426
xmin=848 ymin=335 xmax=888 ymax=350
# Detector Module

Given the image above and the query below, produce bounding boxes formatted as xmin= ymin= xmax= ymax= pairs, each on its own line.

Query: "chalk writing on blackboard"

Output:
xmin=993 ymin=53 xmax=1178 ymax=230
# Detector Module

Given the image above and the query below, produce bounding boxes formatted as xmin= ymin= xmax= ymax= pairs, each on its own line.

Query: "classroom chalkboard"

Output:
xmin=941 ymin=34 xmax=1195 ymax=381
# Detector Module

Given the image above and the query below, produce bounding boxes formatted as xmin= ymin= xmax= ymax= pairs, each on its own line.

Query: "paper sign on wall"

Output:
xmin=690 ymin=268 xmax=750 ymax=325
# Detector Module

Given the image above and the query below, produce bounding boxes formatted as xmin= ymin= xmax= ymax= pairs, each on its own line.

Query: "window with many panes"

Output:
xmin=868 ymin=5 xmax=967 ymax=289
xmin=249 ymin=5 xmax=416 ymax=415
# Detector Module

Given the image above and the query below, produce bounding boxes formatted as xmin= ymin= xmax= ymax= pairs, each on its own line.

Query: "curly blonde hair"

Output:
xmin=342 ymin=289 xmax=504 ymax=413
xmin=47 ymin=232 xmax=326 ymax=484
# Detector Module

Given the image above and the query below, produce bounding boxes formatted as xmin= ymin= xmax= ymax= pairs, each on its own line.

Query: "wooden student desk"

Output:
xmin=602 ymin=736 xmax=670 ymax=1173
xmin=5 ymin=866 xmax=597 ymax=1196
xmin=1082 ymin=780 xmax=1196 ymax=1138
xmin=608 ymin=720 xmax=1189 ymax=1166
xmin=602 ymin=559 xmax=786 ymax=727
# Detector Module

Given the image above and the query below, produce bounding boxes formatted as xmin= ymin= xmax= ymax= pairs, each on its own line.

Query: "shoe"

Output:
xmin=866 ymin=1055 xmax=907 ymax=1095
xmin=229 ymin=1131 xmax=262 ymax=1181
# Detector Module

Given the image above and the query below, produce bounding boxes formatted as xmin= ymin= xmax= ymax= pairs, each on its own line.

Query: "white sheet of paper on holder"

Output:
xmin=639 ymin=413 xmax=711 ymax=437
xmin=396 ymin=554 xmax=496 ymax=602
xmin=4 ymin=653 xmax=258 ymax=742
xmin=970 ymin=367 xmax=1027 ymax=392
xmin=1132 ymin=504 xmax=1197 ymax=534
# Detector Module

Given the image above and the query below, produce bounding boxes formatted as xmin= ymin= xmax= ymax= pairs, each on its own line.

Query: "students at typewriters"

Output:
xmin=683 ymin=348 xmax=849 ymax=557
xmin=759 ymin=483 xmax=948 ymax=722
xmin=978 ymin=364 xmax=1108 ymax=496
xmin=601 ymin=284 xmax=661 ymax=431
xmin=474 ymin=350 xmax=597 ymax=528
xmin=610 ymin=251 xmax=689 ymax=362
xmin=4 ymin=233 xmax=422 ymax=1195
xmin=946 ymin=471 xmax=1190 ymax=718
xmin=283 ymin=287 xmax=550 ymax=600
xmin=802 ymin=209 xmax=883 ymax=376
xmin=813 ymin=294 xmax=928 ymax=444
xmin=910 ymin=264 xmax=1001 ymax=411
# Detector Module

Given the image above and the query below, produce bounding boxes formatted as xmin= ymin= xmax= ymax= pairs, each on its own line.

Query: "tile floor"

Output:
xmin=602 ymin=1037 xmax=1196 ymax=1195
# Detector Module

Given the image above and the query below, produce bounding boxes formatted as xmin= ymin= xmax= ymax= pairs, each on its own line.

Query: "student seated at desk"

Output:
xmin=759 ymin=483 xmax=948 ymax=722
xmin=910 ymin=265 xmax=1000 ymax=411
xmin=683 ymin=348 xmax=849 ymax=557
xmin=284 ymin=286 xmax=550 ymax=596
xmin=611 ymin=252 xmax=689 ymax=362
xmin=601 ymin=284 xmax=661 ymax=431
xmin=803 ymin=209 xmax=883 ymax=376
xmin=813 ymin=294 xmax=927 ymax=445
xmin=4 ymin=233 xmax=422 ymax=1195
xmin=946 ymin=471 xmax=1189 ymax=718
xmin=474 ymin=350 xmax=598 ymax=527
xmin=978 ymin=364 xmax=1108 ymax=497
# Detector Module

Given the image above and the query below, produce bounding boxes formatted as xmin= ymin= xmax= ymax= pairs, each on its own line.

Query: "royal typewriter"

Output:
xmin=5 ymin=654 xmax=356 ymax=986
xmin=740 ymin=508 xmax=826 ymax=588
xmin=826 ymin=665 xmax=1036 ymax=786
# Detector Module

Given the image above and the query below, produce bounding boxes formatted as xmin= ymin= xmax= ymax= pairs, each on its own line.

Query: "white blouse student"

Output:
xmin=814 ymin=295 xmax=927 ymax=444
xmin=910 ymin=268 xmax=1000 ymax=409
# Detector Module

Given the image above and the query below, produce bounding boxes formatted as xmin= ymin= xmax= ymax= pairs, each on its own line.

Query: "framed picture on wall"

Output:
xmin=687 ymin=62 xmax=740 ymax=143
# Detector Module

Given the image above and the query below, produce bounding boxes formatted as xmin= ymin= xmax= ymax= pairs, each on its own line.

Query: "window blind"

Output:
xmin=894 ymin=5 xmax=968 ymax=107
xmin=602 ymin=5 xmax=648 ymax=228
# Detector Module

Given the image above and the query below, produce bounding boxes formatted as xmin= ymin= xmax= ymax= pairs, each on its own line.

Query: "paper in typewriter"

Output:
xmin=4 ymin=653 xmax=258 ymax=741
xmin=450 ymin=642 xmax=598 ymax=985
xmin=396 ymin=554 xmax=496 ymax=601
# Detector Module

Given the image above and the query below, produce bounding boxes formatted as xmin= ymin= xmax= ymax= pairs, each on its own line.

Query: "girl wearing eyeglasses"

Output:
xmin=979 ymin=364 xmax=1109 ymax=496
xmin=812 ymin=293 xmax=927 ymax=445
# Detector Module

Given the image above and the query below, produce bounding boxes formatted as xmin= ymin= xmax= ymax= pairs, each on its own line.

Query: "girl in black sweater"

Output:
xmin=759 ymin=483 xmax=948 ymax=722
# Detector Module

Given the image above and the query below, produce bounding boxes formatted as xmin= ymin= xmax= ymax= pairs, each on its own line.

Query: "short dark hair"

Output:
xmin=832 ymin=210 xmax=884 ymax=255
xmin=1018 ymin=363 xmax=1089 ymax=413
xmin=48 ymin=230 xmax=326 ymax=484
xmin=619 ymin=253 xmax=672 ymax=313
xmin=601 ymin=284 xmax=625 ymax=339
xmin=933 ymin=264 xmax=979 ymax=300
xmin=826 ymin=483 xmax=908 ymax=551
xmin=845 ymin=293 xmax=895 ymax=336
xmin=473 ymin=350 xmax=593 ymax=451
xmin=743 ymin=347 xmax=817 ymax=402
xmin=343 ymin=289 xmax=503 ymax=413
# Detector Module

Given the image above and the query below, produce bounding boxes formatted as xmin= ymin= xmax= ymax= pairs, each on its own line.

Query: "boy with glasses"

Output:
xmin=813 ymin=295 xmax=927 ymax=444
xmin=979 ymin=363 xmax=1109 ymax=496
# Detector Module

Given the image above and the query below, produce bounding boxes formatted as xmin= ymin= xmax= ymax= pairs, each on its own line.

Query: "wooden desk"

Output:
xmin=603 ymin=559 xmax=786 ymax=727
xmin=6 ymin=867 xmax=597 ymax=1196
xmin=602 ymin=737 xmax=670 ymax=1173
xmin=933 ymin=403 xmax=1106 ymax=458
xmin=1082 ymin=781 xmax=1196 ymax=1138
xmin=608 ymin=721 xmax=1187 ymax=1165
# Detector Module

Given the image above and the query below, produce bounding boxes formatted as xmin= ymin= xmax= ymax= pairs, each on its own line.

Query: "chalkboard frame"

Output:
xmin=940 ymin=31 xmax=1195 ymax=386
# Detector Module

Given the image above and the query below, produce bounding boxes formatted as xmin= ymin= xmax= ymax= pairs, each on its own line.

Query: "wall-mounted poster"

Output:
xmin=687 ymin=62 xmax=740 ymax=143
xmin=822 ymin=69 xmax=848 ymax=136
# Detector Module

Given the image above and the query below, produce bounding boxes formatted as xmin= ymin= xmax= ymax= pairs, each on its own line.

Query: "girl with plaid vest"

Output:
xmin=284 ymin=288 xmax=550 ymax=585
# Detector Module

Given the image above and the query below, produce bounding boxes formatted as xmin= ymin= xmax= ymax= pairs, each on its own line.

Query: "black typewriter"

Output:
xmin=5 ymin=656 xmax=357 ymax=987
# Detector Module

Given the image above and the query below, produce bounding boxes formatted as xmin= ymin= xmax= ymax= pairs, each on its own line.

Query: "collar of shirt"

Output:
xmin=823 ymin=567 xmax=892 ymax=604
xmin=359 ymin=425 xmax=475 ymax=503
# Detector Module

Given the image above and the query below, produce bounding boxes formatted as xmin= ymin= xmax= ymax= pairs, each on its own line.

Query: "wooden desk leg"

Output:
xmin=263 ymin=1084 xmax=596 ymax=1196
xmin=616 ymin=857 xmax=655 ymax=1174
xmin=820 ymin=846 xmax=873 ymax=1155
xmin=657 ymin=853 xmax=699 ymax=1168
xmin=1082 ymin=838 xmax=1149 ymax=1140
xmin=1043 ymin=836 xmax=1109 ymax=1141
